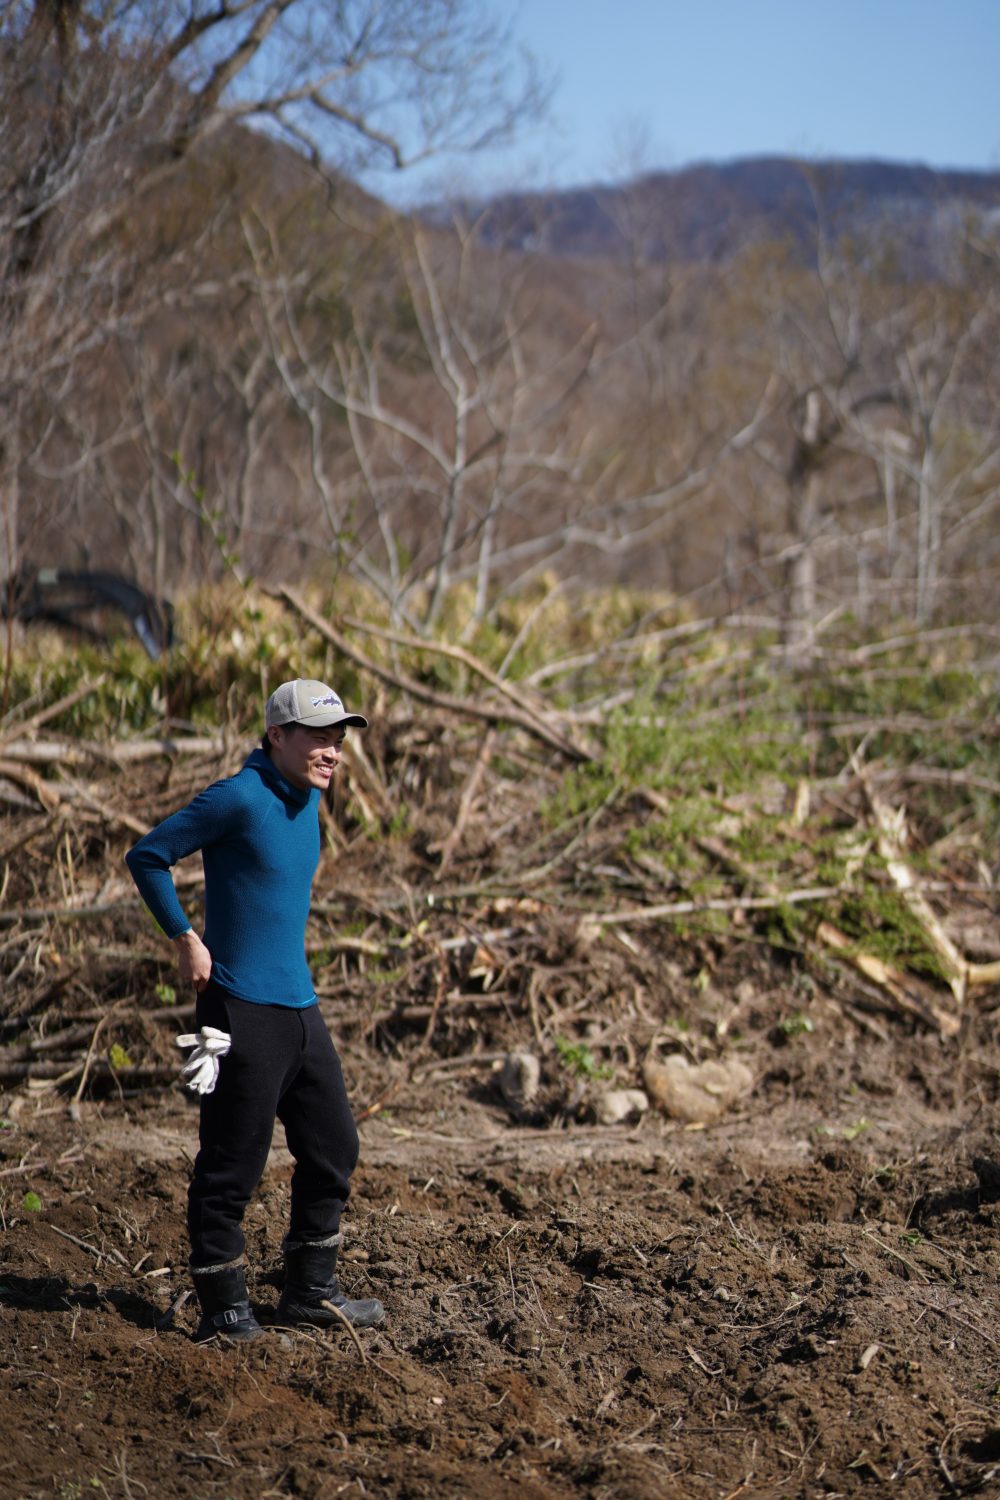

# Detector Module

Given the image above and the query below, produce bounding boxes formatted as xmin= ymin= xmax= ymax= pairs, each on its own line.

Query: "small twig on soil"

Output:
xmin=73 ymin=998 xmax=129 ymax=1105
xmin=0 ymin=1157 xmax=47 ymax=1177
xmin=48 ymin=1222 xmax=130 ymax=1268
xmin=354 ymin=1078 xmax=405 ymax=1124
xmin=177 ymin=1440 xmax=234 ymax=1469
xmin=591 ymin=884 xmax=841 ymax=928
xmin=719 ymin=1479 xmax=755 ymax=1500
xmin=934 ymin=1445 xmax=958 ymax=1493
xmin=410 ymin=1051 xmax=507 ymax=1084
xmin=317 ymin=1299 xmax=368 ymax=1364
xmin=527 ymin=971 xmax=546 ymax=1046
xmin=419 ymin=939 xmax=449 ymax=1050
xmin=860 ymin=1229 xmax=946 ymax=1284
xmin=910 ymin=1293 xmax=1000 ymax=1348
xmin=109 ymin=1443 xmax=147 ymax=1499
xmin=155 ymin=1289 xmax=191 ymax=1331
xmin=360 ymin=993 xmax=512 ymax=1027
xmin=685 ymin=1344 xmax=722 ymax=1376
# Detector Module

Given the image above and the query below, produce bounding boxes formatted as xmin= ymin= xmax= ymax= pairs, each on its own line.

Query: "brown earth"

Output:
xmin=3 ymin=983 xmax=1000 ymax=1500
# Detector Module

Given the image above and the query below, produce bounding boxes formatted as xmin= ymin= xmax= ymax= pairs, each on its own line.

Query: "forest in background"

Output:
xmin=3 ymin=1 xmax=999 ymax=653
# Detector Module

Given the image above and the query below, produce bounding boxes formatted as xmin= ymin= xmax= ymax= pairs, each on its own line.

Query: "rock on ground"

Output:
xmin=643 ymin=1052 xmax=753 ymax=1123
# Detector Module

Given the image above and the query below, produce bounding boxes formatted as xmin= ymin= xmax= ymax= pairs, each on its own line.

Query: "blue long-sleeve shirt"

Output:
xmin=125 ymin=749 xmax=321 ymax=1007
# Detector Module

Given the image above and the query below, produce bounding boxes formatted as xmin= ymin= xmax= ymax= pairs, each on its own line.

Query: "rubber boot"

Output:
xmin=191 ymin=1262 xmax=263 ymax=1343
xmin=276 ymin=1234 xmax=385 ymax=1329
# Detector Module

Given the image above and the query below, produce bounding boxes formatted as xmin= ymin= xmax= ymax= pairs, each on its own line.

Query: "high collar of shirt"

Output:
xmin=244 ymin=747 xmax=314 ymax=808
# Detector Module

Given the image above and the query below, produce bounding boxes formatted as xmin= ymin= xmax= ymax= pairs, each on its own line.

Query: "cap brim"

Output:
xmin=302 ymin=711 xmax=368 ymax=729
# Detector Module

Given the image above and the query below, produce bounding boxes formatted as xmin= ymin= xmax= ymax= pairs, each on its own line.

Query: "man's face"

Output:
xmin=268 ymin=724 xmax=346 ymax=792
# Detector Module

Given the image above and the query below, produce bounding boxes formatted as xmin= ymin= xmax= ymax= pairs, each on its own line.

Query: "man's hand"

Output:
xmin=174 ymin=931 xmax=213 ymax=991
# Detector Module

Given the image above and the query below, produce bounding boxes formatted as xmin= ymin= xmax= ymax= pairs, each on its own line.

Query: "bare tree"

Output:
xmin=729 ymin=195 xmax=1000 ymax=645
xmin=0 ymin=0 xmax=544 ymax=582
xmin=228 ymin=211 xmax=595 ymax=630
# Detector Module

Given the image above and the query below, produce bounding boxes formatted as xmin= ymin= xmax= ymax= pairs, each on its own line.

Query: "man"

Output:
xmin=125 ymin=678 xmax=384 ymax=1342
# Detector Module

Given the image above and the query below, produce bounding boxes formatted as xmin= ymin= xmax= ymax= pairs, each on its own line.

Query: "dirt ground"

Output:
xmin=3 ymin=982 xmax=1000 ymax=1500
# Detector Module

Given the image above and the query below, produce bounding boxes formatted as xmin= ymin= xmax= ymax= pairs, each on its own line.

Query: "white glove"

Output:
xmin=175 ymin=1027 xmax=231 ymax=1095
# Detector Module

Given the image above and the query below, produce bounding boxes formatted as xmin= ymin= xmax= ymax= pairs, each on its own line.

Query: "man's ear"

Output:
xmin=267 ymin=724 xmax=284 ymax=749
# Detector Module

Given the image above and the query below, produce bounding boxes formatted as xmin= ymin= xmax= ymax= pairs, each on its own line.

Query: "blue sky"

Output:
xmin=380 ymin=0 xmax=1000 ymax=202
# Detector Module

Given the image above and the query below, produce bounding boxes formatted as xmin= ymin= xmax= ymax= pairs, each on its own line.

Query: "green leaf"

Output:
xmin=554 ymin=1035 xmax=613 ymax=1080
xmin=778 ymin=1012 xmax=814 ymax=1037
xmin=22 ymin=1191 xmax=42 ymax=1213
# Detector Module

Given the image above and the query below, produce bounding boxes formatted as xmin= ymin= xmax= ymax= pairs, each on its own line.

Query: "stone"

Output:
xmin=594 ymin=1089 xmax=649 ymax=1126
xmin=497 ymin=1051 xmax=541 ymax=1109
xmin=643 ymin=1053 xmax=753 ymax=1124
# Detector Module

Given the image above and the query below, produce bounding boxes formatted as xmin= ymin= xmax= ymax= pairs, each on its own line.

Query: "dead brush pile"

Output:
xmin=1 ymin=586 xmax=999 ymax=1118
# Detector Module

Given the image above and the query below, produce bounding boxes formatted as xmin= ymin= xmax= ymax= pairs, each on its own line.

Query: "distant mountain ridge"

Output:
xmin=424 ymin=157 xmax=1000 ymax=272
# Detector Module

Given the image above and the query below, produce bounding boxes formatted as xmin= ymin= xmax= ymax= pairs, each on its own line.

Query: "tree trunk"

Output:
xmin=916 ymin=428 xmax=938 ymax=625
xmin=782 ymin=391 xmax=823 ymax=663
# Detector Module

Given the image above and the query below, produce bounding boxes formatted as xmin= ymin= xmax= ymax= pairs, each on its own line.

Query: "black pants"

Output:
xmin=188 ymin=982 xmax=360 ymax=1269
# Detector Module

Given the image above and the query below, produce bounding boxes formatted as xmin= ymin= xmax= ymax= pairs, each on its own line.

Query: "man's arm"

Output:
xmin=125 ymin=778 xmax=241 ymax=993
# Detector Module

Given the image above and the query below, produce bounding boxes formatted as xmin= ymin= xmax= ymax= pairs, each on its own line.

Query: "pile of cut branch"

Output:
xmin=1 ymin=610 xmax=998 ymax=1101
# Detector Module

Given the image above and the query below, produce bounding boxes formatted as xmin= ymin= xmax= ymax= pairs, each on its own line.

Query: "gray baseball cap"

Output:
xmin=265 ymin=679 xmax=368 ymax=730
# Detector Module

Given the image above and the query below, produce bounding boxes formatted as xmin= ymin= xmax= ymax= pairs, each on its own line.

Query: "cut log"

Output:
xmin=815 ymin=920 xmax=960 ymax=1036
